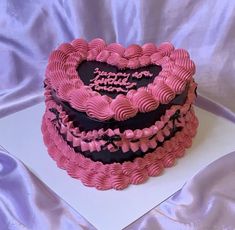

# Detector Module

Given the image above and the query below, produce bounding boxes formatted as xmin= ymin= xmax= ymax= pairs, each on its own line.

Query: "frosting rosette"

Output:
xmin=132 ymin=89 xmax=159 ymax=112
xmin=86 ymin=95 xmax=113 ymax=121
xmin=69 ymin=87 xmax=91 ymax=111
xmin=110 ymin=95 xmax=138 ymax=121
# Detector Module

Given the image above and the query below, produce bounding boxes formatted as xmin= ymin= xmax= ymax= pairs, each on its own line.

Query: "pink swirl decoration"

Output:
xmin=165 ymin=74 xmax=186 ymax=93
xmin=150 ymin=52 xmax=163 ymax=64
xmin=111 ymin=175 xmax=129 ymax=190
xmin=66 ymin=53 xmax=82 ymax=65
xmin=132 ymin=90 xmax=159 ymax=112
xmin=173 ymin=65 xmax=192 ymax=81
xmin=71 ymin=38 xmax=88 ymax=51
xmin=117 ymin=58 xmax=128 ymax=69
xmin=47 ymin=68 xmax=67 ymax=89
xmin=147 ymin=162 xmax=164 ymax=176
xmin=96 ymin=50 xmax=110 ymax=62
xmin=142 ymin=43 xmax=157 ymax=56
xmin=175 ymin=58 xmax=196 ymax=74
xmin=69 ymin=87 xmax=91 ymax=111
xmin=163 ymin=154 xmax=176 ymax=167
xmin=94 ymin=174 xmax=111 ymax=190
xmin=124 ymin=44 xmax=142 ymax=58
xmin=86 ymin=95 xmax=114 ymax=121
xmin=57 ymin=81 xmax=76 ymax=101
xmin=107 ymin=53 xmax=121 ymax=66
xmin=89 ymin=38 xmax=106 ymax=52
xmin=71 ymin=38 xmax=88 ymax=58
xmin=49 ymin=50 xmax=67 ymax=63
xmin=151 ymin=83 xmax=175 ymax=104
xmin=139 ymin=55 xmax=151 ymax=66
xmin=170 ymin=49 xmax=190 ymax=60
xmin=130 ymin=169 xmax=148 ymax=184
xmin=110 ymin=95 xmax=138 ymax=121
xmin=58 ymin=43 xmax=76 ymax=55
xmin=127 ymin=58 xmax=140 ymax=69
xmin=106 ymin=43 xmax=125 ymax=56
xmin=158 ymin=42 xmax=175 ymax=55
xmin=87 ymin=49 xmax=99 ymax=61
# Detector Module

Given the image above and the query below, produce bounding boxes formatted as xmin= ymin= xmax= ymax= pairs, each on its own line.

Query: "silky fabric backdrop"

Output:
xmin=1 ymin=0 xmax=235 ymax=230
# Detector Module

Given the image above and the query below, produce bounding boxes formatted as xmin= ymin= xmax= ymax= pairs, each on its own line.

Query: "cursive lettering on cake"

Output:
xmin=89 ymin=68 xmax=153 ymax=93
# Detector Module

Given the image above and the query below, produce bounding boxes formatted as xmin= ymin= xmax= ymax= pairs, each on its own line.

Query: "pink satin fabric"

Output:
xmin=1 ymin=0 xmax=235 ymax=229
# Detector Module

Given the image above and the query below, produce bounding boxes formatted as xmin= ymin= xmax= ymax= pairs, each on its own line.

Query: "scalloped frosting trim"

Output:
xmin=45 ymin=38 xmax=196 ymax=121
xmin=42 ymin=108 xmax=198 ymax=190
xmin=44 ymin=80 xmax=196 ymax=153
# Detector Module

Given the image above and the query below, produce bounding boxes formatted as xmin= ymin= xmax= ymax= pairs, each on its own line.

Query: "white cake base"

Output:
xmin=1 ymin=103 xmax=235 ymax=230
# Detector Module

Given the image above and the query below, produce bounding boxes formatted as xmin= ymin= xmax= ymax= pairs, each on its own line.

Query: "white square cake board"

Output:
xmin=1 ymin=103 xmax=235 ymax=230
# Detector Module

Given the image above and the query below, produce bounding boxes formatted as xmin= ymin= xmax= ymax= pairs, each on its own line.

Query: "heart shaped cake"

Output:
xmin=42 ymin=38 xmax=198 ymax=190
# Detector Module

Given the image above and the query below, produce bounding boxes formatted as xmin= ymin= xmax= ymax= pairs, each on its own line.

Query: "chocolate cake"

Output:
xmin=41 ymin=38 xmax=198 ymax=190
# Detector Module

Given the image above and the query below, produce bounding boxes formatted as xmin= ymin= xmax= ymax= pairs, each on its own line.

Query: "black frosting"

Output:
xmin=77 ymin=61 xmax=162 ymax=98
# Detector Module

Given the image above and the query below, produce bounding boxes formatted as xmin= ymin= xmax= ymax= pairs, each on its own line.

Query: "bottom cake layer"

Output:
xmin=42 ymin=109 xmax=198 ymax=190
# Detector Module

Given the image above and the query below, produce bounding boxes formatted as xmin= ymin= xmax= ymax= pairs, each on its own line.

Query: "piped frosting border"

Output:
xmin=42 ymin=107 xmax=198 ymax=190
xmin=45 ymin=38 xmax=196 ymax=121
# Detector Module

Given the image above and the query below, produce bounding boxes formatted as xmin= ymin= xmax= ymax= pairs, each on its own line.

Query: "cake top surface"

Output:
xmin=45 ymin=38 xmax=195 ymax=121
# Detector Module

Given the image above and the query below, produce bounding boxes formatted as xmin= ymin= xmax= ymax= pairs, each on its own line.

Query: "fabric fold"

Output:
xmin=0 ymin=145 xmax=96 ymax=230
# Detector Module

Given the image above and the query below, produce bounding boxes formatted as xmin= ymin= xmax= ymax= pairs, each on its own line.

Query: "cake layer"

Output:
xmin=44 ymin=81 xmax=196 ymax=164
xmin=51 ymin=85 xmax=188 ymax=132
xmin=42 ymin=107 xmax=198 ymax=190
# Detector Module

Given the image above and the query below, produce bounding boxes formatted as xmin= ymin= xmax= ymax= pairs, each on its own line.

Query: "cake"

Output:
xmin=41 ymin=38 xmax=198 ymax=190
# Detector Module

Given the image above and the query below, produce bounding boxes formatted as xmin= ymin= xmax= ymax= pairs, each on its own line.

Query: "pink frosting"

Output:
xmin=124 ymin=44 xmax=142 ymax=58
xmin=58 ymin=43 xmax=76 ymax=55
xmin=130 ymin=170 xmax=148 ymax=184
xmin=96 ymin=50 xmax=110 ymax=62
xmin=147 ymin=162 xmax=164 ymax=176
xmin=151 ymin=83 xmax=175 ymax=104
xmin=86 ymin=95 xmax=113 ymax=121
xmin=170 ymin=49 xmax=190 ymax=60
xmin=132 ymin=89 xmax=159 ymax=112
xmin=139 ymin=55 xmax=151 ymax=66
xmin=175 ymin=58 xmax=196 ymax=74
xmin=46 ymin=79 xmax=197 ymax=155
xmin=110 ymin=95 xmax=138 ymax=121
xmin=71 ymin=38 xmax=88 ymax=51
xmin=165 ymin=74 xmax=186 ymax=93
xmin=87 ymin=49 xmax=99 ymax=61
xmin=69 ymin=87 xmax=91 ymax=111
xmin=42 ymin=103 xmax=199 ymax=190
xmin=71 ymin=38 xmax=88 ymax=58
xmin=106 ymin=43 xmax=125 ymax=56
xmin=142 ymin=43 xmax=157 ymax=56
xmin=89 ymin=38 xmax=106 ymax=52
xmin=49 ymin=50 xmax=67 ymax=63
xmin=127 ymin=58 xmax=140 ymax=69
xmin=45 ymin=39 xmax=196 ymax=122
xmin=107 ymin=53 xmax=121 ymax=66
xmin=150 ymin=52 xmax=163 ymax=64
xmin=158 ymin=42 xmax=175 ymax=55
xmin=173 ymin=65 xmax=192 ymax=81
